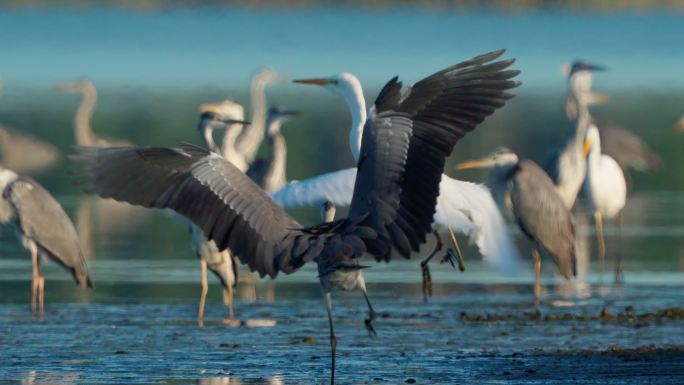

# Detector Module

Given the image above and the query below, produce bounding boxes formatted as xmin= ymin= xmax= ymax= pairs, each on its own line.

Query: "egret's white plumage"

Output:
xmin=584 ymin=125 xmax=627 ymax=219
xmin=272 ymin=168 xmax=518 ymax=272
xmin=279 ymin=72 xmax=521 ymax=272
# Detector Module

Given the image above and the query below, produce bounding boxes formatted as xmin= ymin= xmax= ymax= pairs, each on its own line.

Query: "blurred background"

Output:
xmin=0 ymin=1 xmax=683 ymax=295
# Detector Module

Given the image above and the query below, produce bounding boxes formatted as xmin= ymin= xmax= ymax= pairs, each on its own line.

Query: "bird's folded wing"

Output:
xmin=73 ymin=145 xmax=321 ymax=278
xmin=270 ymin=168 xmax=356 ymax=208
xmin=510 ymin=160 xmax=577 ymax=279
xmin=350 ymin=49 xmax=521 ymax=261
xmin=6 ymin=177 xmax=90 ymax=285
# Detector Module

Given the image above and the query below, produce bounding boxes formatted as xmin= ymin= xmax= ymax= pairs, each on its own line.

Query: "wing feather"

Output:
xmin=349 ymin=50 xmax=520 ymax=261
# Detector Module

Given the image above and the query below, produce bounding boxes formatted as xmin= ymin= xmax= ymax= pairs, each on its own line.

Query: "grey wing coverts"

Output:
xmin=5 ymin=177 xmax=91 ymax=287
xmin=509 ymin=160 xmax=577 ymax=278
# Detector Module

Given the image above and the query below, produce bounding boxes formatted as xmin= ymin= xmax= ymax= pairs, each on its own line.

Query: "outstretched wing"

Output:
xmin=350 ymin=49 xmax=520 ymax=261
xmin=271 ymin=168 xmax=357 ymax=208
xmin=6 ymin=177 xmax=90 ymax=287
xmin=73 ymin=145 xmax=325 ymax=278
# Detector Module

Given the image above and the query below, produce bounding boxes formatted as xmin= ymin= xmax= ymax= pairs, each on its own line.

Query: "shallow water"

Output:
xmin=2 ymin=193 xmax=684 ymax=383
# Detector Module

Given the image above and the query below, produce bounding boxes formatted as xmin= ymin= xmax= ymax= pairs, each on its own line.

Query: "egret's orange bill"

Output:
xmin=583 ymin=140 xmax=593 ymax=157
xmin=455 ymin=160 xmax=484 ymax=170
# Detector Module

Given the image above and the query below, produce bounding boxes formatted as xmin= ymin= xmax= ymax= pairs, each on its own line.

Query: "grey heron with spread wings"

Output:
xmin=73 ymin=50 xmax=519 ymax=385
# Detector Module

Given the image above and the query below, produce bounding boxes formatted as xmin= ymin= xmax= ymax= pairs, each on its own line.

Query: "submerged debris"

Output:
xmin=458 ymin=306 xmax=684 ymax=325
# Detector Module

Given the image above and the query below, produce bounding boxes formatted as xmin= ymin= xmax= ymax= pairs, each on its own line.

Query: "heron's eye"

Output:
xmin=329 ymin=79 xmax=338 ymax=85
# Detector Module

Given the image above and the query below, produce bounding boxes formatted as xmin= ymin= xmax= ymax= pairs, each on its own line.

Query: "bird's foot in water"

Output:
xmin=421 ymin=263 xmax=432 ymax=301
xmin=364 ymin=312 xmax=377 ymax=337
xmin=442 ymin=248 xmax=465 ymax=272
xmin=222 ymin=318 xmax=242 ymax=327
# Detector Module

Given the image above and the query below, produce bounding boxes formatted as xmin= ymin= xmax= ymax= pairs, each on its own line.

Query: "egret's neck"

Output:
xmin=75 ymin=88 xmax=97 ymax=146
xmin=587 ymin=138 xmax=602 ymax=172
xmin=263 ymin=125 xmax=287 ymax=193
xmin=235 ymin=80 xmax=268 ymax=163
xmin=342 ymin=88 xmax=366 ymax=162
xmin=221 ymin=123 xmax=244 ymax=159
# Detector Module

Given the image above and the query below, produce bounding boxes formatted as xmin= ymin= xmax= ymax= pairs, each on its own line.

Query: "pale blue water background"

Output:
xmin=0 ymin=7 xmax=683 ymax=90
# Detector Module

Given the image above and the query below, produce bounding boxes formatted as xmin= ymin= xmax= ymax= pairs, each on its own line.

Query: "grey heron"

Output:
xmin=73 ymin=50 xmax=520 ymax=384
xmin=58 ymin=79 xmax=144 ymax=259
xmin=0 ymin=125 xmax=60 ymax=175
xmin=193 ymin=103 xmax=250 ymax=326
xmin=0 ymin=166 xmax=91 ymax=315
xmin=57 ymin=79 xmax=132 ymax=147
xmin=564 ymin=61 xmax=662 ymax=173
xmin=547 ymin=61 xmax=600 ymax=209
xmin=456 ymin=148 xmax=577 ymax=302
xmin=247 ymin=106 xmax=300 ymax=194
xmin=274 ymin=69 xmax=521 ymax=299
xmin=583 ymin=125 xmax=627 ymax=282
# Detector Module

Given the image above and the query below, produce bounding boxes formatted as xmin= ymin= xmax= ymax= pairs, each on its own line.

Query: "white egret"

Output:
xmin=583 ymin=125 xmax=627 ymax=282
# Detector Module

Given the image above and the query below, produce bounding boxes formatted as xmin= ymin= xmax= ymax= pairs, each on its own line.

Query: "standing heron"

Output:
xmin=57 ymin=79 xmax=132 ymax=147
xmin=273 ymin=69 xmax=521 ymax=299
xmin=0 ymin=166 xmax=91 ymax=315
xmin=456 ymin=148 xmax=577 ymax=302
xmin=583 ymin=125 xmax=627 ymax=282
xmin=563 ymin=61 xmax=661 ymax=173
xmin=73 ymin=50 xmax=520 ymax=384
xmin=547 ymin=61 xmax=601 ymax=209
xmin=193 ymin=102 xmax=250 ymax=326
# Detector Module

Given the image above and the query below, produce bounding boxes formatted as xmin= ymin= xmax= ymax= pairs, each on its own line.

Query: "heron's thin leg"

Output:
xmin=197 ymin=257 xmax=208 ymax=327
xmin=420 ymin=230 xmax=443 ymax=302
xmin=241 ymin=271 xmax=257 ymax=301
xmin=221 ymin=283 xmax=239 ymax=327
xmin=446 ymin=228 xmax=466 ymax=272
xmin=38 ymin=275 xmax=45 ymax=317
xmin=614 ymin=214 xmax=624 ymax=284
xmin=323 ymin=290 xmax=336 ymax=385
xmin=532 ymin=247 xmax=542 ymax=305
xmin=76 ymin=198 xmax=94 ymax=260
xmin=594 ymin=211 xmax=606 ymax=281
xmin=29 ymin=241 xmax=39 ymax=315
xmin=358 ymin=277 xmax=377 ymax=337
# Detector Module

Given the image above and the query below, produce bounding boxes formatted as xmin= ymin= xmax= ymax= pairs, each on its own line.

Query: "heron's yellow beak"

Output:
xmin=587 ymin=92 xmax=609 ymax=105
xmin=293 ymin=77 xmax=331 ymax=86
xmin=583 ymin=139 xmax=593 ymax=157
xmin=455 ymin=160 xmax=485 ymax=170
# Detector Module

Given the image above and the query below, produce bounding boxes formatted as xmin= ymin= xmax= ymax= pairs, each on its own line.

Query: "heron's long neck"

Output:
xmin=75 ymin=88 xmax=97 ymax=146
xmin=235 ymin=81 xmax=268 ymax=163
xmin=344 ymin=88 xmax=366 ymax=162
xmin=262 ymin=123 xmax=287 ymax=193
xmin=221 ymin=123 xmax=249 ymax=171
xmin=200 ymin=123 xmax=220 ymax=154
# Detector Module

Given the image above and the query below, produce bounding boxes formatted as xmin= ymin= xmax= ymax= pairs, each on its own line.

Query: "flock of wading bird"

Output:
xmin=0 ymin=50 xmax=670 ymax=384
